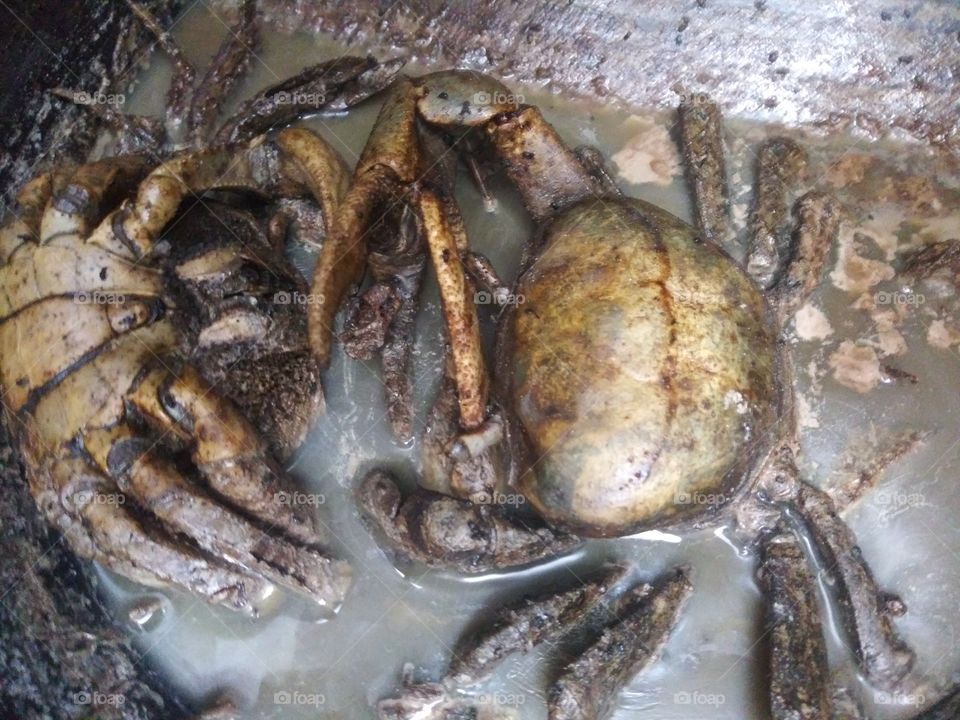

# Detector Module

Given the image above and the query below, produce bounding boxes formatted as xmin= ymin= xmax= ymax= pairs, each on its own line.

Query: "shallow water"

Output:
xmin=93 ymin=5 xmax=960 ymax=719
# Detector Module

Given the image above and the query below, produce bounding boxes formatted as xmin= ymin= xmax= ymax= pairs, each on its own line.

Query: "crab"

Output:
xmin=307 ymin=72 xmax=918 ymax=717
xmin=0 ymin=1 xmax=404 ymax=615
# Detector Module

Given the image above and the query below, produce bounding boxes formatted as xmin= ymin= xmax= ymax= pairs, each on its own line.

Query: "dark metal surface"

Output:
xmin=256 ymin=0 xmax=960 ymax=157
xmin=0 ymin=1 xmax=175 ymax=206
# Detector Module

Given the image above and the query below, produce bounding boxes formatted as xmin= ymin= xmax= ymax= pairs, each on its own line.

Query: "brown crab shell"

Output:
xmin=504 ymin=197 xmax=782 ymax=538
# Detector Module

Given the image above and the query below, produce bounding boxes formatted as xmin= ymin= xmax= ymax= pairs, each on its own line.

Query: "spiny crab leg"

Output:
xmin=758 ymin=448 xmax=915 ymax=690
xmin=126 ymin=0 xmax=196 ymax=122
xmin=186 ymin=0 xmax=258 ymax=144
xmin=376 ymin=568 xmax=688 ymax=720
xmin=214 ymin=56 xmax=405 ymax=145
xmin=747 ymin=143 xmax=913 ymax=688
xmin=49 ymin=88 xmax=167 ymax=156
xmin=770 ymin=191 xmax=841 ymax=325
xmin=341 ymin=202 xmax=426 ymax=441
xmin=447 ymin=568 xmax=623 ymax=685
xmin=746 ymin=138 xmax=809 ymax=289
xmin=677 ymin=96 xmax=732 ymax=247
xmin=548 ymin=569 xmax=692 ymax=720
xmin=793 ymin=482 xmax=915 ymax=688
xmin=756 ymin=523 xmax=833 ymax=720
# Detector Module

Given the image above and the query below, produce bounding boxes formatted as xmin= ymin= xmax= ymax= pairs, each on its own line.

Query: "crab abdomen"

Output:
xmin=509 ymin=198 xmax=780 ymax=537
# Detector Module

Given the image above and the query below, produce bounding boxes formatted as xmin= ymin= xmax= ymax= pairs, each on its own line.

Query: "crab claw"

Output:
xmin=308 ymin=76 xmax=489 ymax=431
xmin=358 ymin=470 xmax=579 ymax=574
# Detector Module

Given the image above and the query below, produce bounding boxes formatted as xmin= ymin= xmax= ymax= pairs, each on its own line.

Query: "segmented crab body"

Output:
xmin=1 ymin=1 xmax=404 ymax=614
xmin=0 ymin=132 xmax=355 ymax=614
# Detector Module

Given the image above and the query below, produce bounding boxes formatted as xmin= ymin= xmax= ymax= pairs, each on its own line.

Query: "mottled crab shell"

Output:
xmin=507 ymin=197 xmax=781 ymax=537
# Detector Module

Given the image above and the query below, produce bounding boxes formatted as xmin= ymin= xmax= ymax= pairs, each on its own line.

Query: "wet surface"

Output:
xmin=87 ymin=5 xmax=960 ymax=719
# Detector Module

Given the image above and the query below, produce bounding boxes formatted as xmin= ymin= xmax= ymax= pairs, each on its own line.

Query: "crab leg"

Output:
xmin=275 ymin=127 xmax=351 ymax=238
xmin=420 ymin=368 xmax=502 ymax=502
xmin=677 ymin=96 xmax=732 ymax=247
xmin=358 ymin=470 xmax=579 ymax=573
xmin=792 ymin=481 xmax=914 ymax=688
xmin=448 ymin=570 xmax=619 ymax=684
xmin=757 ymin=523 xmax=833 ymax=720
xmin=22 ymin=435 xmax=272 ymax=615
xmin=341 ymin=203 xmax=425 ymax=441
xmin=548 ymin=568 xmax=693 ymax=720
xmin=309 ymin=77 xmax=420 ymax=365
xmin=758 ymin=448 xmax=915 ymax=689
xmin=483 ymin=106 xmax=598 ymax=224
xmin=573 ymin=145 xmax=622 ymax=197
xmin=126 ymin=0 xmax=196 ymax=123
xmin=50 ymin=88 xmax=167 ymax=156
xmin=770 ymin=191 xmax=840 ymax=325
xmin=187 ymin=0 xmax=258 ymax=144
xmin=19 ymin=309 xmax=342 ymax=611
xmin=126 ymin=365 xmax=324 ymax=545
xmin=82 ymin=423 xmax=350 ymax=608
xmin=214 ymin=56 xmax=404 ymax=145
xmin=746 ymin=138 xmax=809 ymax=289
xmin=309 ymin=77 xmax=490 ymax=431
xmin=415 ymin=188 xmax=488 ymax=429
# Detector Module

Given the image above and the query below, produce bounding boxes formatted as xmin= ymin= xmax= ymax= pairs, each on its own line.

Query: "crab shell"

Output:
xmin=502 ymin=197 xmax=783 ymax=537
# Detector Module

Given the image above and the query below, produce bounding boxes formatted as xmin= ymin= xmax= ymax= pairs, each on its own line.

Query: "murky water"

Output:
xmin=92 ymin=5 xmax=960 ymax=719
